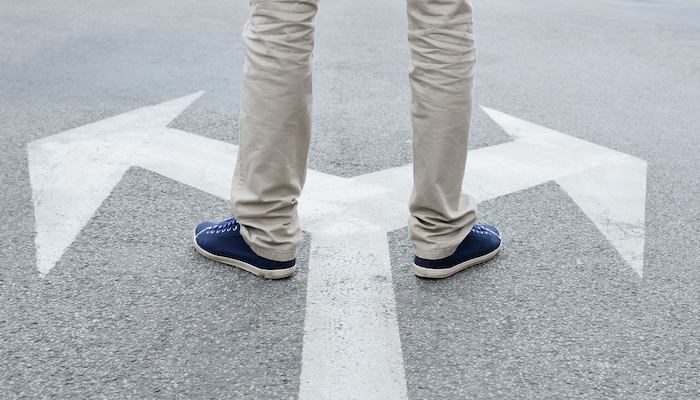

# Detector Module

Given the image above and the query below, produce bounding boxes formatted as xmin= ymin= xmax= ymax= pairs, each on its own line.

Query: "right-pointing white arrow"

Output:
xmin=474 ymin=107 xmax=647 ymax=276
xmin=347 ymin=107 xmax=648 ymax=277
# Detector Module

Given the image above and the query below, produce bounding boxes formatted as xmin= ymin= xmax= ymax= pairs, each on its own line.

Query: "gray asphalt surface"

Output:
xmin=2 ymin=0 xmax=699 ymax=398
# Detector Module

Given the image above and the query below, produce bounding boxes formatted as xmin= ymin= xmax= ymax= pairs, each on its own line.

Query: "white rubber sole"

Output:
xmin=193 ymin=234 xmax=296 ymax=280
xmin=413 ymin=243 xmax=502 ymax=279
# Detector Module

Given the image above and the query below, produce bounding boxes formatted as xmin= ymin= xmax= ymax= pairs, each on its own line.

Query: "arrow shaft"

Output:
xmin=299 ymin=229 xmax=408 ymax=399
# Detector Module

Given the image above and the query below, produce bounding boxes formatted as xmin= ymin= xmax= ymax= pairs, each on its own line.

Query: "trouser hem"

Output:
xmin=239 ymin=224 xmax=298 ymax=262
xmin=249 ymin=243 xmax=297 ymax=263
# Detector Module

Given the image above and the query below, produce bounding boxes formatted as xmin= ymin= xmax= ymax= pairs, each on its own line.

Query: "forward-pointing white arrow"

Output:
xmin=27 ymin=92 xmax=647 ymax=399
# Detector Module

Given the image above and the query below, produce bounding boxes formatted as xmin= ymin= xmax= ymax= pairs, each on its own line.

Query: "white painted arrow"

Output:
xmin=475 ymin=107 xmax=647 ymax=275
xmin=27 ymin=91 xmax=236 ymax=275
xmin=27 ymin=92 xmax=647 ymax=399
xmin=339 ymin=107 xmax=648 ymax=276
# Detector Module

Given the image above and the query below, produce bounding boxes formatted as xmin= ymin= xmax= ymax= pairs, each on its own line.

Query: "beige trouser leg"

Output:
xmin=231 ymin=0 xmax=318 ymax=262
xmin=232 ymin=0 xmax=476 ymax=261
xmin=407 ymin=0 xmax=477 ymax=260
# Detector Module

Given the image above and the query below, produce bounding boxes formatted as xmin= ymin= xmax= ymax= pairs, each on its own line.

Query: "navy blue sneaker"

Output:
xmin=413 ymin=224 xmax=502 ymax=279
xmin=193 ymin=218 xmax=296 ymax=279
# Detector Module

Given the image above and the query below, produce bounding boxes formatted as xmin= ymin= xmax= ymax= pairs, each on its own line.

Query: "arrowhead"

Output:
xmin=557 ymin=160 xmax=647 ymax=276
xmin=27 ymin=92 xmax=212 ymax=275
xmin=478 ymin=106 xmax=647 ymax=276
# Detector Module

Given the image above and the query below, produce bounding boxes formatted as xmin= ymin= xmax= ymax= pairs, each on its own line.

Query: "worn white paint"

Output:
xmin=27 ymin=92 xmax=648 ymax=399
xmin=27 ymin=91 xmax=234 ymax=274
xmin=298 ymin=229 xmax=408 ymax=400
xmin=476 ymin=107 xmax=647 ymax=276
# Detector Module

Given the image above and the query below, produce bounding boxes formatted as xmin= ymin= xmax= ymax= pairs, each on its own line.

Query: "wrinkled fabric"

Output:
xmin=231 ymin=0 xmax=477 ymax=261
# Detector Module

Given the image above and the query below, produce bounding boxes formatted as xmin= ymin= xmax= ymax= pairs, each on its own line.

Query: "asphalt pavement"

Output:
xmin=1 ymin=0 xmax=699 ymax=398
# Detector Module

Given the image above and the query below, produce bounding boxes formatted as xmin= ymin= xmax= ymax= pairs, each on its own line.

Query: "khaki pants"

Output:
xmin=232 ymin=0 xmax=477 ymax=262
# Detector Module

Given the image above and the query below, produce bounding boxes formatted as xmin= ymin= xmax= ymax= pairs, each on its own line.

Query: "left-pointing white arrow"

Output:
xmin=27 ymin=91 xmax=238 ymax=274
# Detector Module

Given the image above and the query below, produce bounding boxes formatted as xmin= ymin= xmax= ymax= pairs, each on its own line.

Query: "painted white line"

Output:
xmin=27 ymin=92 xmax=649 ymax=398
xmin=298 ymin=228 xmax=408 ymax=400
xmin=26 ymin=91 xmax=236 ymax=274
xmin=476 ymin=107 xmax=647 ymax=275
xmin=557 ymin=160 xmax=647 ymax=274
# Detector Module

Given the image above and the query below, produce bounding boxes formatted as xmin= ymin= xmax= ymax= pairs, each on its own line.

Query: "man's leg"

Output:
xmin=232 ymin=0 xmax=318 ymax=262
xmin=407 ymin=0 xmax=501 ymax=277
xmin=193 ymin=0 xmax=317 ymax=279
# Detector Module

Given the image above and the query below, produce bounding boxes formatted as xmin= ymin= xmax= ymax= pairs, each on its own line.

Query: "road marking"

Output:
xmin=299 ymin=230 xmax=408 ymax=400
xmin=27 ymin=91 xmax=234 ymax=274
xmin=27 ymin=92 xmax=648 ymax=398
xmin=475 ymin=107 xmax=647 ymax=275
